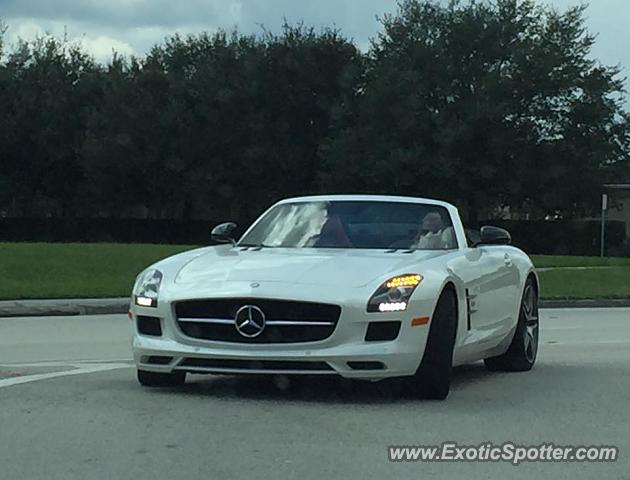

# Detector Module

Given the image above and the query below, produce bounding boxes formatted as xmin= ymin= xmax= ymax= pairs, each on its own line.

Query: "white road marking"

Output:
xmin=0 ymin=363 xmax=132 ymax=389
xmin=0 ymin=359 xmax=133 ymax=368
xmin=543 ymin=340 xmax=630 ymax=346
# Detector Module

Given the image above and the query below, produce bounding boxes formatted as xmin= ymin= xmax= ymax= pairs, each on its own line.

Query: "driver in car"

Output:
xmin=412 ymin=212 xmax=456 ymax=250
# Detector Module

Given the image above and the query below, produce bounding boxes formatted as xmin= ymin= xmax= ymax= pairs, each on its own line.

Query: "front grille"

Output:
xmin=178 ymin=358 xmax=334 ymax=372
xmin=175 ymin=298 xmax=341 ymax=344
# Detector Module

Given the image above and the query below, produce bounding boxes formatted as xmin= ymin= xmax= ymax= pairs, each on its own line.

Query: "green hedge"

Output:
xmin=473 ymin=220 xmax=627 ymax=256
xmin=1 ymin=218 xmax=626 ymax=256
xmin=0 ymin=218 xmax=246 ymax=245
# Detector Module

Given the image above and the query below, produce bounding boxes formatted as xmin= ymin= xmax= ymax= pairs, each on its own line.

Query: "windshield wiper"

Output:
xmin=384 ymin=248 xmax=416 ymax=254
xmin=237 ymin=243 xmax=275 ymax=249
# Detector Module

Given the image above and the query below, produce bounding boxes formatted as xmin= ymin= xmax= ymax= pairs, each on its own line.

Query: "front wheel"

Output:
xmin=409 ymin=288 xmax=457 ymax=400
xmin=137 ymin=369 xmax=186 ymax=387
xmin=484 ymin=277 xmax=539 ymax=372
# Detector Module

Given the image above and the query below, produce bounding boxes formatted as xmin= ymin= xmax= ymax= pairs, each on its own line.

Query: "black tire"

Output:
xmin=409 ymin=288 xmax=457 ymax=400
xmin=484 ymin=277 xmax=539 ymax=372
xmin=137 ymin=369 xmax=186 ymax=387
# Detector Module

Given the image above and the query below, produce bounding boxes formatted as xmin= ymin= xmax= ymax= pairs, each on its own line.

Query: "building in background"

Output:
xmin=605 ymin=182 xmax=630 ymax=237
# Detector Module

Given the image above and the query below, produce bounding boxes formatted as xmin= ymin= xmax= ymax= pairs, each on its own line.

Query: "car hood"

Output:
xmin=173 ymin=247 xmax=447 ymax=288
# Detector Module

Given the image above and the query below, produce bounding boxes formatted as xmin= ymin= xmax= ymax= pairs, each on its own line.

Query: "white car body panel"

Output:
xmin=131 ymin=195 xmax=538 ymax=380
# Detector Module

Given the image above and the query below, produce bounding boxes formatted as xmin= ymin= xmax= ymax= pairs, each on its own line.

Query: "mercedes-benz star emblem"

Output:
xmin=234 ymin=305 xmax=266 ymax=338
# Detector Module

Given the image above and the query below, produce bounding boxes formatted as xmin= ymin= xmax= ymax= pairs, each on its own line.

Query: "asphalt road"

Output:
xmin=1 ymin=309 xmax=629 ymax=480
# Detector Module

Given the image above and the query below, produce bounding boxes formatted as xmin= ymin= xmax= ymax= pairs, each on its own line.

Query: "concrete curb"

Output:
xmin=539 ymin=299 xmax=630 ymax=309
xmin=1 ymin=297 xmax=630 ymax=317
xmin=0 ymin=298 xmax=130 ymax=317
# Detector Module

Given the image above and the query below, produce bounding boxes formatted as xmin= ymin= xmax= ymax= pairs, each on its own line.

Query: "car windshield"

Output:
xmin=239 ymin=201 xmax=457 ymax=250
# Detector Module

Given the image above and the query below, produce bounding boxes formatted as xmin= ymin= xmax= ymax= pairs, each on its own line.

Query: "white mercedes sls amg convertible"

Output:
xmin=131 ymin=195 xmax=539 ymax=399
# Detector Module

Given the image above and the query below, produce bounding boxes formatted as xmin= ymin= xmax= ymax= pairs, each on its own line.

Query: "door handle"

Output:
xmin=504 ymin=253 xmax=512 ymax=266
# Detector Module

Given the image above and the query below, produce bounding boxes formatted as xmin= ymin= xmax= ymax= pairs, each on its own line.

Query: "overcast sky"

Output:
xmin=1 ymin=0 xmax=628 ymax=92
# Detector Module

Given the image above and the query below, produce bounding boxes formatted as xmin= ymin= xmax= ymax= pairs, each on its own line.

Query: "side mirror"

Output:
xmin=479 ymin=226 xmax=511 ymax=246
xmin=211 ymin=222 xmax=238 ymax=246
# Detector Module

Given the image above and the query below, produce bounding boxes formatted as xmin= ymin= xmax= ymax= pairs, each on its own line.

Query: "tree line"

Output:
xmin=0 ymin=0 xmax=628 ymax=225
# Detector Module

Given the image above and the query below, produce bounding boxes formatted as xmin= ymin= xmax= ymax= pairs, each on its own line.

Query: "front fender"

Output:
xmin=409 ymin=270 xmax=467 ymax=351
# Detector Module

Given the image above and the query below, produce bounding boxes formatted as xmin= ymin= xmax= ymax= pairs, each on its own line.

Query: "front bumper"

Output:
xmin=131 ymin=284 xmax=437 ymax=380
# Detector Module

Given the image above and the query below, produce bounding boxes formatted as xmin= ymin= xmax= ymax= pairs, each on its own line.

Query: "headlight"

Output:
xmin=367 ymin=274 xmax=423 ymax=312
xmin=133 ymin=269 xmax=163 ymax=307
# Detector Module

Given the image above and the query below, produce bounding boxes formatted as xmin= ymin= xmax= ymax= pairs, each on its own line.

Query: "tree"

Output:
xmin=80 ymin=26 xmax=362 ymax=221
xmin=1 ymin=5 xmax=627 ymax=225
xmin=0 ymin=22 xmax=9 ymax=212
xmin=0 ymin=35 xmax=102 ymax=216
xmin=322 ymin=0 xmax=630 ymax=221
xmin=81 ymin=52 xmax=190 ymax=219
xmin=226 ymin=24 xmax=363 ymax=219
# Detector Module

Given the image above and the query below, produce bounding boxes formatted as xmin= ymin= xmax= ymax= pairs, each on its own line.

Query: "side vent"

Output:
xmin=465 ymin=289 xmax=472 ymax=330
xmin=465 ymin=289 xmax=479 ymax=330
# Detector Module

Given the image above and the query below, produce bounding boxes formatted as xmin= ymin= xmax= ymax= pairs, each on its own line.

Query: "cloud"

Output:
xmin=3 ymin=17 xmax=134 ymax=61
xmin=10 ymin=19 xmax=45 ymax=40
xmin=0 ymin=0 xmax=243 ymax=29
xmin=78 ymin=35 xmax=134 ymax=62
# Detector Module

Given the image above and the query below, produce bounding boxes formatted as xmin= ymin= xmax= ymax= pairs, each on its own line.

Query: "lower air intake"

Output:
xmin=178 ymin=358 xmax=334 ymax=373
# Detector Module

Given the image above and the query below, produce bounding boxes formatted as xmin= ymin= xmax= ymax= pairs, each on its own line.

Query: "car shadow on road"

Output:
xmin=154 ymin=362 xmax=499 ymax=404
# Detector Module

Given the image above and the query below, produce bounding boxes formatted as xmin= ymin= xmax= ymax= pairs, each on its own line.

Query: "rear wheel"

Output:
xmin=137 ymin=369 xmax=186 ymax=387
xmin=484 ymin=278 xmax=539 ymax=372
xmin=409 ymin=288 xmax=457 ymax=400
